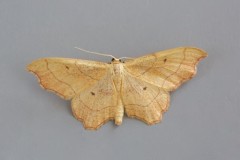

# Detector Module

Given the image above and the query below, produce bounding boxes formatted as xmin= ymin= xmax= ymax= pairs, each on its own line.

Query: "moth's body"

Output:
xmin=111 ymin=59 xmax=123 ymax=92
xmin=111 ymin=59 xmax=124 ymax=125
xmin=27 ymin=47 xmax=207 ymax=130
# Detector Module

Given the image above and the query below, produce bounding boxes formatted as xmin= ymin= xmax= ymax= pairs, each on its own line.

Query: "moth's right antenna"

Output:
xmin=74 ymin=47 xmax=117 ymax=59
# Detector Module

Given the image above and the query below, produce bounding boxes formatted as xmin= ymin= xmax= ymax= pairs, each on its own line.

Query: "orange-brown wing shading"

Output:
xmin=121 ymin=72 xmax=170 ymax=125
xmin=27 ymin=58 xmax=109 ymax=100
xmin=123 ymin=47 xmax=207 ymax=92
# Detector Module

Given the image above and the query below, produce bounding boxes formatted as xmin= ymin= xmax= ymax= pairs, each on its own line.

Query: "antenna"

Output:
xmin=119 ymin=56 xmax=133 ymax=60
xmin=74 ymin=47 xmax=117 ymax=59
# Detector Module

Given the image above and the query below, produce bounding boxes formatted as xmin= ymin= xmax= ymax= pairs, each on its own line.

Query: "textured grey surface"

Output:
xmin=0 ymin=0 xmax=240 ymax=160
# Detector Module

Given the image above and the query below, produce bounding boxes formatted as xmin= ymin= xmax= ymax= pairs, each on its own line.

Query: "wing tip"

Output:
xmin=26 ymin=59 xmax=69 ymax=100
xmin=26 ymin=58 xmax=47 ymax=72
xmin=182 ymin=46 xmax=208 ymax=58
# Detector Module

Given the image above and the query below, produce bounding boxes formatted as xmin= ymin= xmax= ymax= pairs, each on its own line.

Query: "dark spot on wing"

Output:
xmin=65 ymin=66 xmax=69 ymax=69
xmin=91 ymin=92 xmax=95 ymax=96
xmin=164 ymin=58 xmax=167 ymax=63
xmin=143 ymin=87 xmax=147 ymax=90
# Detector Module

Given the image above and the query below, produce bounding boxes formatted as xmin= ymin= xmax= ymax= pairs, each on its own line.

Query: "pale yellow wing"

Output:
xmin=124 ymin=47 xmax=207 ymax=91
xmin=122 ymin=47 xmax=207 ymax=124
xmin=71 ymin=70 xmax=119 ymax=130
xmin=27 ymin=58 xmax=120 ymax=130
xmin=121 ymin=71 xmax=170 ymax=125
xmin=27 ymin=58 xmax=109 ymax=100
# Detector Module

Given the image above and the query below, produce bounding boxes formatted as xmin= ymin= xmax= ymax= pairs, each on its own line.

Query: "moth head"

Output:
xmin=111 ymin=58 xmax=122 ymax=64
xmin=111 ymin=57 xmax=131 ymax=63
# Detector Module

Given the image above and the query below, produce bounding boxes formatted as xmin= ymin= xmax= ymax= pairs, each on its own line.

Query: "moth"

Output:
xmin=27 ymin=47 xmax=207 ymax=130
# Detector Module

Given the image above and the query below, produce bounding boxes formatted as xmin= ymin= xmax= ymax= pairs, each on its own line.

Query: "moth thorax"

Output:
xmin=112 ymin=63 xmax=123 ymax=75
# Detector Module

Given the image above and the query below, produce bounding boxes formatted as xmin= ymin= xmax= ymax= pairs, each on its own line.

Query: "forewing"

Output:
xmin=122 ymin=72 xmax=170 ymax=125
xmin=124 ymin=47 xmax=207 ymax=91
xmin=27 ymin=58 xmax=109 ymax=100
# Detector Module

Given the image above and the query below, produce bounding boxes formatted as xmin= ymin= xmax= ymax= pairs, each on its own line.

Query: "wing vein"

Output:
xmin=74 ymin=60 xmax=99 ymax=81
xmin=161 ymin=48 xmax=186 ymax=88
xmin=45 ymin=59 xmax=77 ymax=95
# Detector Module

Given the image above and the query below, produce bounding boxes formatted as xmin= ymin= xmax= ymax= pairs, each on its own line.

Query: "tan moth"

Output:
xmin=27 ymin=47 xmax=207 ymax=130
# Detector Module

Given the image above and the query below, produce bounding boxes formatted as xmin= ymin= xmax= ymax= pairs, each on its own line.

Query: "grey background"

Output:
xmin=0 ymin=0 xmax=239 ymax=160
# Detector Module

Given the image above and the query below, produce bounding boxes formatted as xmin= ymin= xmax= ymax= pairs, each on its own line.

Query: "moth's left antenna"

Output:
xmin=74 ymin=47 xmax=117 ymax=59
